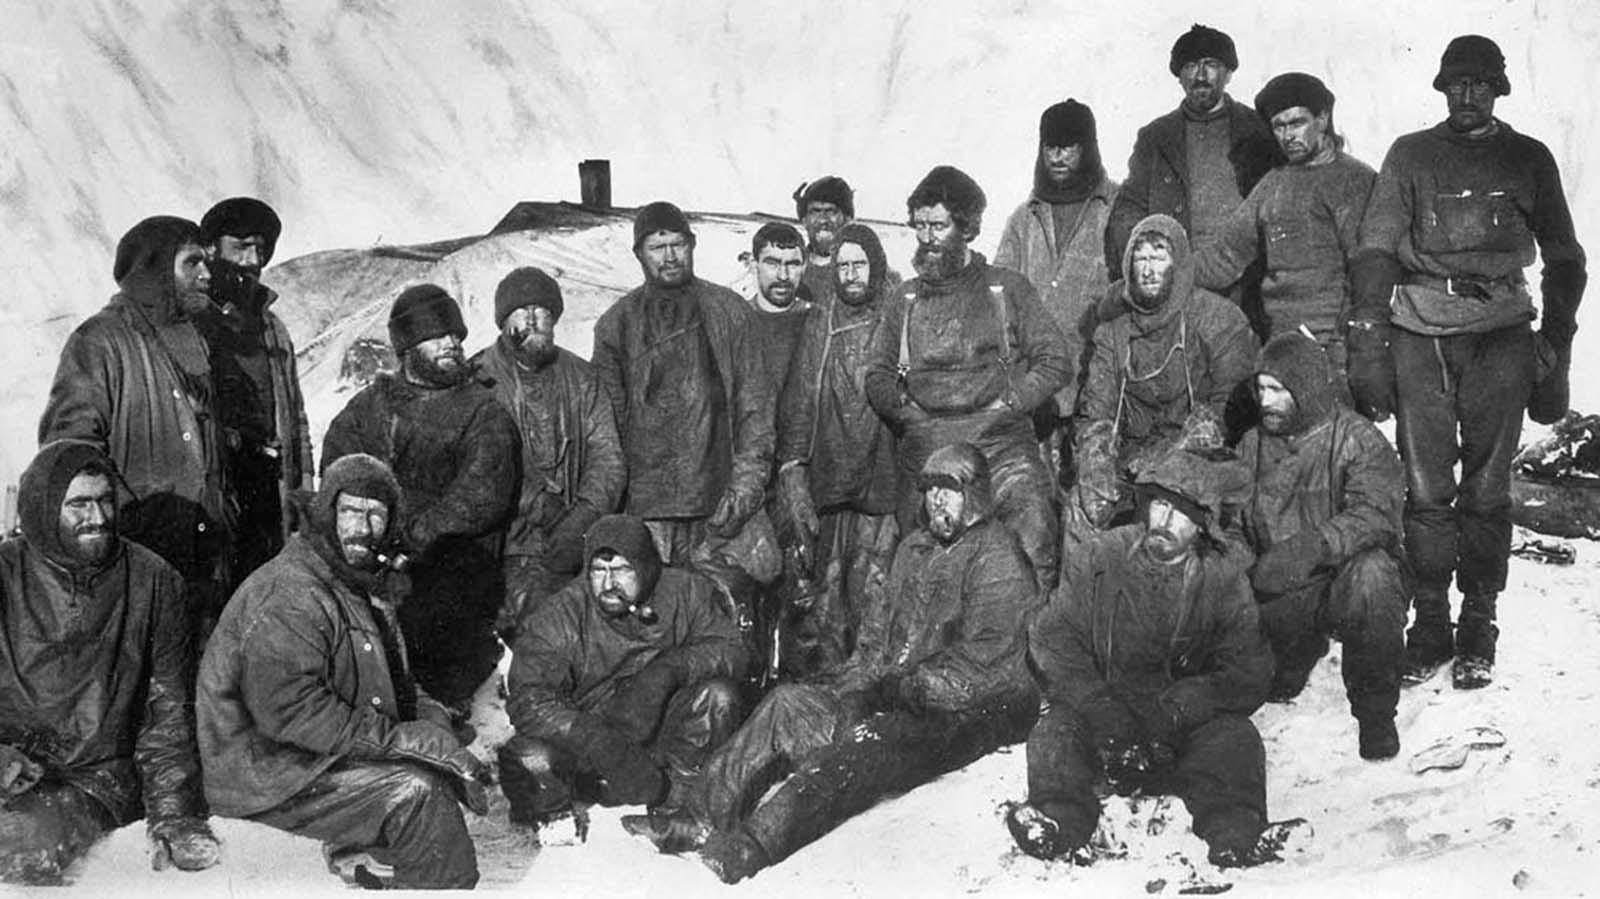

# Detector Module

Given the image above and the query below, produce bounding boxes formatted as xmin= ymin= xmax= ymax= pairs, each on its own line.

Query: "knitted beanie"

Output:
xmin=1169 ymin=23 xmax=1239 ymax=76
xmin=388 ymin=283 xmax=467 ymax=354
xmin=1433 ymin=34 xmax=1510 ymax=96
xmin=1040 ymin=99 xmax=1097 ymax=147
xmin=633 ymin=201 xmax=694 ymax=250
xmin=793 ymin=176 xmax=855 ymax=220
xmin=199 ymin=197 xmax=284 ymax=264
xmin=907 ymin=165 xmax=987 ymax=227
xmin=1254 ymin=72 xmax=1336 ymax=123
xmin=494 ymin=266 xmax=564 ymax=328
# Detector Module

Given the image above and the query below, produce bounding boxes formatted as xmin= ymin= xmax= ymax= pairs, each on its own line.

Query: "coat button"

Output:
xmin=370 ymin=696 xmax=382 ymax=706
xmin=1050 ymin=280 xmax=1060 ymax=288
xmin=363 ymin=642 xmax=373 ymax=652
xmin=197 ymin=522 xmax=207 ymax=532
xmin=172 ymin=388 xmax=182 ymax=399
xmin=182 ymin=431 xmax=193 ymax=442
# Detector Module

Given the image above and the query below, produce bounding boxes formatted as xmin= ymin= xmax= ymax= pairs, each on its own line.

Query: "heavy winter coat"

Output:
xmin=0 ymin=442 xmax=200 ymax=826
xmin=1029 ymin=526 xmax=1271 ymax=732
xmin=591 ymin=277 xmax=774 ymax=518
xmin=1105 ymin=97 xmax=1278 ymax=274
xmin=995 ymin=175 xmax=1121 ymax=403
xmin=1078 ymin=214 xmax=1258 ymax=465
xmin=473 ymin=341 xmax=625 ymax=561
xmin=1193 ymin=153 xmax=1377 ymax=343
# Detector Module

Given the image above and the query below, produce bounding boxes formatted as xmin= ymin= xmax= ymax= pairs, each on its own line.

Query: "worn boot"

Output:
xmin=699 ymin=829 xmax=770 ymax=884
xmin=1401 ymin=585 xmax=1453 ymax=686
xmin=1004 ymin=802 xmax=1079 ymax=861
xmin=1452 ymin=592 xmax=1499 ymax=690
xmin=1357 ymin=717 xmax=1400 ymax=761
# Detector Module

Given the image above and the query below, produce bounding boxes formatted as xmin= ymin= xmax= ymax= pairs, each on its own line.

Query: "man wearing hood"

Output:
xmin=1237 ymin=334 xmax=1406 ymax=760
xmin=195 ymin=197 xmax=314 ymax=585
xmin=624 ymin=444 xmax=1040 ymax=885
xmin=864 ymin=165 xmax=1069 ymax=588
xmin=322 ymin=284 xmax=520 ymax=712
xmin=996 ymin=99 xmax=1121 ymax=456
xmin=1192 ymin=74 xmax=1377 ymax=391
xmin=500 ymin=514 xmax=745 ymax=827
xmin=793 ymin=176 xmax=855 ymax=305
xmin=1007 ymin=446 xmax=1287 ymax=869
xmin=1072 ymin=214 xmax=1258 ymax=530
xmin=1351 ymin=35 xmax=1587 ymax=690
xmin=774 ymin=223 xmax=901 ymax=677
xmin=197 ymin=454 xmax=484 ymax=890
xmin=40 ymin=215 xmax=233 ymax=633
xmin=472 ymin=267 xmax=625 ymax=641
xmin=1 ymin=441 xmax=220 ymax=883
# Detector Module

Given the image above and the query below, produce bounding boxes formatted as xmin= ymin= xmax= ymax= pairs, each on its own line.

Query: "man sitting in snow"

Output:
xmin=625 ymin=443 xmax=1040 ymax=884
xmin=1007 ymin=446 xmax=1291 ymax=869
xmin=1 ymin=442 xmax=220 ymax=884
xmin=499 ymin=514 xmax=746 ymax=826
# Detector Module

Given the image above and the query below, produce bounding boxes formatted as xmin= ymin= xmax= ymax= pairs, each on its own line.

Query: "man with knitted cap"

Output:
xmin=624 ymin=443 xmax=1040 ymax=884
xmin=774 ymin=222 xmax=901 ymax=677
xmin=2 ymin=441 xmax=219 ymax=883
xmin=592 ymin=202 xmax=776 ymax=627
xmin=1008 ymin=445 xmax=1292 ymax=869
xmin=199 ymin=453 xmax=484 ymax=890
xmin=864 ymin=165 xmax=1069 ymax=589
xmin=323 ymin=284 xmax=519 ymax=712
xmin=793 ymin=176 xmax=854 ymax=303
xmin=1351 ymin=34 xmax=1587 ymax=690
xmin=500 ymin=513 xmax=744 ymax=830
xmin=1193 ymin=73 xmax=1376 ymax=397
xmin=195 ymin=197 xmax=314 ymax=587
xmin=40 ymin=215 xmax=234 ymax=635
xmin=472 ymin=267 xmax=625 ymax=641
xmin=1237 ymin=334 xmax=1406 ymax=760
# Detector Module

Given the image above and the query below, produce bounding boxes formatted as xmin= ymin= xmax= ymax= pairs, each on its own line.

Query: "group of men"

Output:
xmin=1 ymin=23 xmax=1584 ymax=891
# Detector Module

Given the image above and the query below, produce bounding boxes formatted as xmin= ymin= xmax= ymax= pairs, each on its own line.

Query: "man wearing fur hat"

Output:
xmin=773 ymin=223 xmax=901 ymax=677
xmin=322 ymin=284 xmax=519 ymax=712
xmin=198 ymin=454 xmax=484 ymax=890
xmin=794 ymin=176 xmax=854 ymax=304
xmin=473 ymin=267 xmax=625 ymax=641
xmin=1351 ymin=34 xmax=1587 ymax=689
xmin=1192 ymin=74 xmax=1376 ymax=394
xmin=624 ymin=444 xmax=1039 ymax=884
xmin=500 ymin=513 xmax=745 ymax=827
xmin=1007 ymin=446 xmax=1287 ymax=869
xmin=864 ymin=165 xmax=1069 ymax=588
xmin=40 ymin=216 xmax=234 ymax=633
xmin=1072 ymin=215 xmax=1257 ymax=531
xmin=2 ymin=442 xmax=220 ymax=883
xmin=196 ymin=197 xmax=314 ymax=585
xmin=1106 ymin=24 xmax=1277 ymax=301
xmin=1238 ymin=334 xmax=1406 ymax=760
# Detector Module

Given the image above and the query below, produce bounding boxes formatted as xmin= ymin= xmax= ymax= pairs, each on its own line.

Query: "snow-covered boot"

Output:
xmin=1004 ymin=802 xmax=1080 ymax=861
xmin=1452 ymin=592 xmax=1498 ymax=690
xmin=621 ymin=808 xmax=709 ymax=855
xmin=699 ymin=829 xmax=770 ymax=885
xmin=1401 ymin=585 xmax=1453 ymax=685
xmin=1209 ymin=818 xmax=1313 ymax=869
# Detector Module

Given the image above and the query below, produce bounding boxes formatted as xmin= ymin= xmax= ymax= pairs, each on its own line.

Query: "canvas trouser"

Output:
xmin=1392 ymin=324 xmax=1535 ymax=596
xmin=400 ymin=552 xmax=505 ymax=707
xmin=0 ymin=782 xmax=116 ymax=885
xmin=248 ymin=760 xmax=478 ymax=889
xmin=777 ymin=510 xmax=898 ymax=681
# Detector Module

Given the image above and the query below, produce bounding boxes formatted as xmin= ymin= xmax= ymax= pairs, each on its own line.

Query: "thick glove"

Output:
xmin=1528 ymin=330 xmax=1572 ymax=425
xmin=1345 ymin=320 xmax=1397 ymax=422
xmin=602 ymin=656 xmax=685 ymax=745
xmin=383 ymin=721 xmax=489 ymax=815
xmin=546 ymin=502 xmax=599 ymax=575
xmin=148 ymin=816 xmax=222 ymax=872
xmin=707 ymin=483 xmax=763 ymax=539
xmin=779 ymin=464 xmax=820 ymax=543
xmin=569 ymin=717 xmax=666 ymax=807
xmin=1250 ymin=529 xmax=1329 ymax=596
xmin=0 ymin=743 xmax=43 ymax=798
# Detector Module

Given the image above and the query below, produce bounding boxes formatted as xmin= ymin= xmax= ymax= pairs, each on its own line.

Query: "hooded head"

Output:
xmin=113 ymin=215 xmax=209 ymax=323
xmin=1120 ymin=213 xmax=1194 ymax=314
xmin=1034 ymin=100 xmax=1104 ymax=200
xmin=19 ymin=441 xmax=123 ymax=570
xmin=832 ymin=222 xmax=890 ymax=307
xmin=310 ymin=453 xmax=402 ymax=572
xmin=1132 ymin=445 xmax=1250 ymax=556
xmin=583 ymin=514 xmax=663 ymax=618
xmin=1255 ymin=333 xmax=1336 ymax=435
xmin=915 ymin=443 xmax=993 ymax=543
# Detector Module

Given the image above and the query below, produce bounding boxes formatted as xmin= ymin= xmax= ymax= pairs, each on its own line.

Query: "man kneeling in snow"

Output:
xmin=1007 ymin=447 xmax=1291 ymax=868
xmin=1 ymin=442 xmax=219 ymax=883
xmin=197 ymin=454 xmax=485 ymax=890
xmin=626 ymin=443 xmax=1040 ymax=884
xmin=500 ymin=514 xmax=746 ymax=825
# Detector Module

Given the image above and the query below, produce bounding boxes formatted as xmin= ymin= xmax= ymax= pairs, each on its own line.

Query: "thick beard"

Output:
xmin=208 ymin=257 xmax=261 ymax=311
xmin=512 ymin=330 xmax=559 ymax=367
xmin=912 ymin=238 xmax=966 ymax=280
xmin=62 ymin=524 xmax=114 ymax=566
xmin=405 ymin=347 xmax=470 ymax=388
xmin=837 ymin=281 xmax=873 ymax=307
xmin=341 ymin=540 xmax=382 ymax=571
xmin=1130 ymin=275 xmax=1172 ymax=311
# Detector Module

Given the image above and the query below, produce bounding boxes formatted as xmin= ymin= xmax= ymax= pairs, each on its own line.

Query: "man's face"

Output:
xmin=1130 ymin=239 xmax=1175 ymax=307
xmin=1042 ymin=144 xmax=1084 ymax=185
xmin=755 ymin=242 xmax=807 ymax=308
xmin=1178 ymin=58 xmax=1232 ymax=115
xmin=171 ymin=240 xmax=212 ymax=313
xmin=1256 ymin=373 xmax=1298 ymax=434
xmin=588 ymin=553 xmax=640 ymax=615
xmin=639 ymin=230 xmax=694 ymax=287
xmin=1443 ymin=77 xmax=1498 ymax=133
xmin=334 ymin=493 xmax=390 ymax=570
xmin=911 ymin=204 xmax=967 ymax=279
xmin=803 ymin=201 xmax=848 ymax=256
xmin=1144 ymin=496 xmax=1201 ymax=562
xmin=924 ymin=484 xmax=969 ymax=543
xmin=503 ymin=305 xmax=557 ymax=365
xmin=58 ymin=471 xmax=116 ymax=565
xmin=1270 ymin=106 xmax=1331 ymax=165
xmin=406 ymin=333 xmax=466 ymax=387
xmin=834 ymin=241 xmax=874 ymax=305
xmin=215 ymin=234 xmax=268 ymax=275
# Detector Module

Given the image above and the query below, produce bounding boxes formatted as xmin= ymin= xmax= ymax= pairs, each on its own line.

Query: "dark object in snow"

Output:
xmin=1510 ymin=536 xmax=1576 ymax=565
xmin=1514 ymin=413 xmax=1600 ymax=481
xmin=1208 ymin=817 xmax=1311 ymax=869
xmin=1511 ymin=412 xmax=1600 ymax=539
